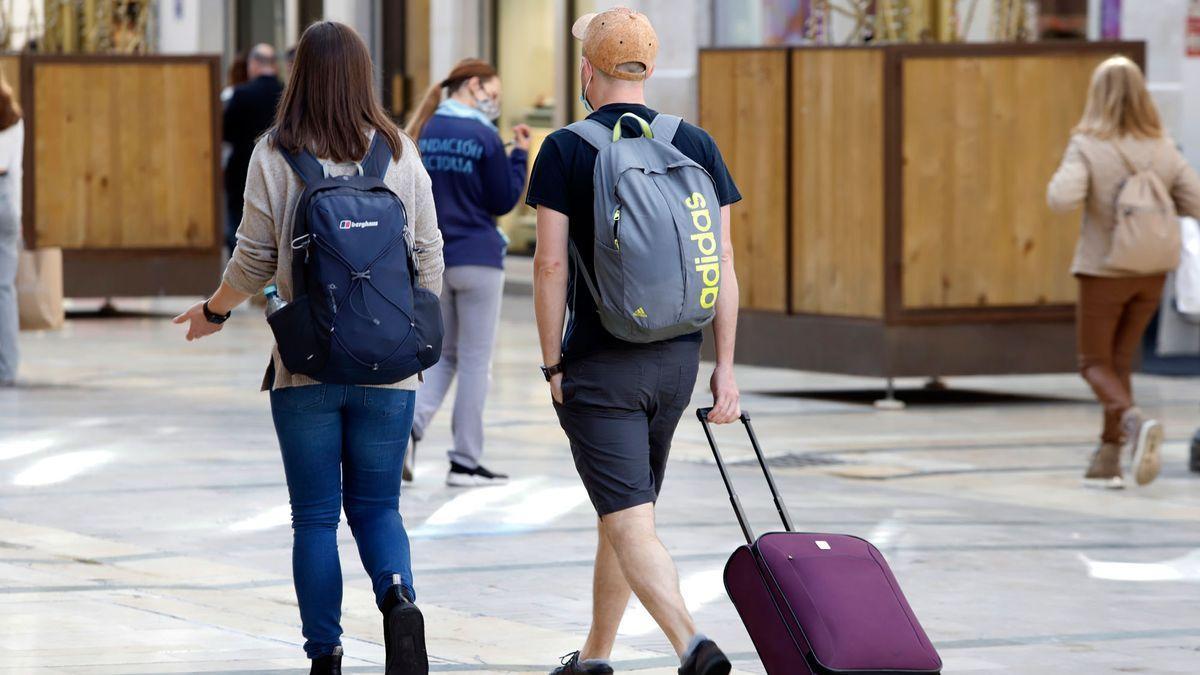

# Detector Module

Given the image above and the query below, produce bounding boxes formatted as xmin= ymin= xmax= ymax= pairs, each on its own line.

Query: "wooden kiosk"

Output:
xmin=2 ymin=53 xmax=222 ymax=297
xmin=699 ymin=42 xmax=1144 ymax=380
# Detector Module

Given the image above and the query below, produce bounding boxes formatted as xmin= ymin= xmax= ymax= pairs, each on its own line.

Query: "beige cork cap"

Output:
xmin=572 ymin=7 xmax=658 ymax=81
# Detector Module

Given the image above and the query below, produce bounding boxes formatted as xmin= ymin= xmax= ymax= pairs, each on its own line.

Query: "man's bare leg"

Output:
xmin=599 ymin=503 xmax=695 ymax=656
xmin=580 ymin=520 xmax=633 ymax=660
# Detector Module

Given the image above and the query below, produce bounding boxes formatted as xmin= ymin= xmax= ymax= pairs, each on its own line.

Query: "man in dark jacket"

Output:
xmin=223 ymin=43 xmax=283 ymax=252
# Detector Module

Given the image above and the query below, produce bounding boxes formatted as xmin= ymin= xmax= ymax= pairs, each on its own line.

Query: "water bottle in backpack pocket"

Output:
xmin=567 ymin=113 xmax=722 ymax=343
xmin=268 ymin=133 xmax=442 ymax=385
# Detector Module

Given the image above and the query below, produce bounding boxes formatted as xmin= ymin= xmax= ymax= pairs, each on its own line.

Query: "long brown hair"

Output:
xmin=272 ymin=21 xmax=403 ymax=162
xmin=1074 ymin=56 xmax=1163 ymax=140
xmin=404 ymin=58 xmax=498 ymax=140
xmin=0 ymin=70 xmax=21 ymax=131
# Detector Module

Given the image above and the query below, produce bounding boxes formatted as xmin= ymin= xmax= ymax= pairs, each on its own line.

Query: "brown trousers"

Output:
xmin=1076 ymin=274 xmax=1165 ymax=443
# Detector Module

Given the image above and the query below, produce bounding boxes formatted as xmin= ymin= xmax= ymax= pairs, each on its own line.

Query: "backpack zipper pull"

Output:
xmin=613 ymin=208 xmax=621 ymax=250
xmin=326 ymin=284 xmax=338 ymax=313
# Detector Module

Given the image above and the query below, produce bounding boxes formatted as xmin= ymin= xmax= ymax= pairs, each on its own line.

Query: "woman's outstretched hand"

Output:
xmin=173 ymin=301 xmax=224 ymax=342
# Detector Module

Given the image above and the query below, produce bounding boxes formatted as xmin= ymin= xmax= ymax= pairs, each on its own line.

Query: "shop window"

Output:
xmin=235 ymin=0 xmax=286 ymax=54
xmin=494 ymin=0 xmax=561 ymax=252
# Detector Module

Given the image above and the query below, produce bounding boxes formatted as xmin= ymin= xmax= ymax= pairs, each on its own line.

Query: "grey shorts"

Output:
xmin=553 ymin=341 xmax=701 ymax=516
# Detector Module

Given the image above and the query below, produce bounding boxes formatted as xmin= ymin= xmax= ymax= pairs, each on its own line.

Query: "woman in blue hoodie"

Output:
xmin=405 ymin=58 xmax=530 ymax=487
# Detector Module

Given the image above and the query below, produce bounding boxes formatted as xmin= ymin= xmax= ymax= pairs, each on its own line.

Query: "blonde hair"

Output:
xmin=1074 ymin=56 xmax=1162 ymax=140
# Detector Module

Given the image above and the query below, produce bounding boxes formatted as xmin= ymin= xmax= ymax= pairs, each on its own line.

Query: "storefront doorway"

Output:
xmin=489 ymin=0 xmax=579 ymax=250
xmin=234 ymin=0 xmax=287 ymax=54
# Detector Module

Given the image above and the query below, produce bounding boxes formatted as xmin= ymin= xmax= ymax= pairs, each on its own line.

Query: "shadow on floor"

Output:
xmin=759 ymin=387 xmax=1086 ymax=407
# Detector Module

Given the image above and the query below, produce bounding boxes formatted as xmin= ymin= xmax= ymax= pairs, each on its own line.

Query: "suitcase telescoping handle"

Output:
xmin=696 ymin=408 xmax=796 ymax=545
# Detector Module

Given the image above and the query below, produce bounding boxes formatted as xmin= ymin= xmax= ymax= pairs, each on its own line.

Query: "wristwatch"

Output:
xmin=202 ymin=300 xmax=231 ymax=325
xmin=540 ymin=363 xmax=563 ymax=381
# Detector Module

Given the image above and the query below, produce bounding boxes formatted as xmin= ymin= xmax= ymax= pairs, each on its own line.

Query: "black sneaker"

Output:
xmin=381 ymin=583 xmax=428 ymax=674
xmin=679 ymin=639 xmax=731 ymax=675
xmin=551 ymin=651 xmax=614 ymax=675
xmin=310 ymin=645 xmax=343 ymax=675
xmin=445 ymin=461 xmax=509 ymax=487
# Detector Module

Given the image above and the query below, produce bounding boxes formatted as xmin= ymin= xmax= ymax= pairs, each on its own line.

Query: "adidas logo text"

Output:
xmin=685 ymin=192 xmax=720 ymax=309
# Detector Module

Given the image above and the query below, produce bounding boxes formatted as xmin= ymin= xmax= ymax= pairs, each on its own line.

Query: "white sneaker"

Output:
xmin=445 ymin=463 xmax=509 ymax=487
xmin=1128 ymin=415 xmax=1156 ymax=482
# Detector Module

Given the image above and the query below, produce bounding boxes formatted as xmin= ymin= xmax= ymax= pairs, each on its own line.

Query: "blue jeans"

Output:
xmin=270 ymin=384 xmax=416 ymax=659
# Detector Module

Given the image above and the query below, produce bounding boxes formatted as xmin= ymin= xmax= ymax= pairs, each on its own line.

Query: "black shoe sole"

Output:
xmin=680 ymin=655 xmax=731 ymax=675
xmin=704 ymin=662 xmax=731 ymax=675
xmin=681 ymin=662 xmax=730 ymax=675
xmin=386 ymin=601 xmax=428 ymax=675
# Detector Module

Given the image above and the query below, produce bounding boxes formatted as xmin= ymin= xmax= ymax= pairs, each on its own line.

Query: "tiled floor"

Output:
xmin=1 ymin=287 xmax=1198 ymax=673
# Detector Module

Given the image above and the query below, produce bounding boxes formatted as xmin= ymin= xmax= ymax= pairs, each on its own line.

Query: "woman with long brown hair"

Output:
xmin=403 ymin=59 xmax=530 ymax=487
xmin=174 ymin=22 xmax=443 ymax=674
xmin=0 ymin=70 xmax=22 ymax=387
xmin=1048 ymin=56 xmax=1200 ymax=489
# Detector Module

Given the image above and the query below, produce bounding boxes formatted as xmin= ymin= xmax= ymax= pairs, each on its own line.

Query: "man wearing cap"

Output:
xmin=528 ymin=7 xmax=741 ymax=675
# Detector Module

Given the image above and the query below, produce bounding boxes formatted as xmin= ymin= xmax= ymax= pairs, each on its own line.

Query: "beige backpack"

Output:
xmin=1105 ymin=143 xmax=1181 ymax=274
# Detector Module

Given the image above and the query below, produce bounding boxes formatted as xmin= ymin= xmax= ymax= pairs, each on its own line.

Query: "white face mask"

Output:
xmin=471 ymin=81 xmax=501 ymax=121
xmin=475 ymin=95 xmax=501 ymax=121
xmin=580 ymin=74 xmax=595 ymax=113
xmin=579 ymin=70 xmax=595 ymax=114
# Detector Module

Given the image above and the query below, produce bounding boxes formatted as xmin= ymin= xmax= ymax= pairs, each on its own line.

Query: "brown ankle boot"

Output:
xmin=1084 ymin=442 xmax=1124 ymax=489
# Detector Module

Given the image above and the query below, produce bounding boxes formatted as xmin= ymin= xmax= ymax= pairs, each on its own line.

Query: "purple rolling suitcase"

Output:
xmin=697 ymin=409 xmax=942 ymax=675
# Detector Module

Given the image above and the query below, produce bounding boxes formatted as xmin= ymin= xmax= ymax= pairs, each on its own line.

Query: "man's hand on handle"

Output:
xmin=707 ymin=363 xmax=740 ymax=424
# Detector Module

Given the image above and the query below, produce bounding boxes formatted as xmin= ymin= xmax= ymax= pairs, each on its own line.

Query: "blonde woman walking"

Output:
xmin=1048 ymin=56 xmax=1200 ymax=488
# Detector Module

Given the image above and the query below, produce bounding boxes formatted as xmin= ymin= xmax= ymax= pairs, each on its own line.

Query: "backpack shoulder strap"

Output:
xmin=1113 ymin=142 xmax=1138 ymax=174
xmin=277 ymin=137 xmax=325 ymax=185
xmin=568 ymin=239 xmax=604 ymax=308
xmin=362 ymin=131 xmax=393 ymax=180
xmin=566 ymin=119 xmax=614 ymax=151
xmin=650 ymin=114 xmax=683 ymax=145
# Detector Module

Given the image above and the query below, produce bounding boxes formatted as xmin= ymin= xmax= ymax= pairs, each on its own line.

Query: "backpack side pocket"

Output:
xmin=267 ymin=294 xmax=329 ymax=376
xmin=412 ymin=286 xmax=444 ymax=370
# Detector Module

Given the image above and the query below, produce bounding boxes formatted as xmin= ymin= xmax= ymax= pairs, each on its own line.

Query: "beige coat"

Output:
xmin=1047 ymin=133 xmax=1200 ymax=277
xmin=222 ymin=132 xmax=445 ymax=390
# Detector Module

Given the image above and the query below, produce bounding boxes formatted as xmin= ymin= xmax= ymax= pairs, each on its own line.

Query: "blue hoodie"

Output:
xmin=418 ymin=103 xmax=527 ymax=269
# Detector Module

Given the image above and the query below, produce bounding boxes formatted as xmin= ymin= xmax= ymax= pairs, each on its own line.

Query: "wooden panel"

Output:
xmin=33 ymin=60 xmax=216 ymax=250
xmin=790 ymin=49 xmax=885 ymax=318
xmin=900 ymin=52 xmax=1125 ymax=309
xmin=698 ymin=50 xmax=789 ymax=313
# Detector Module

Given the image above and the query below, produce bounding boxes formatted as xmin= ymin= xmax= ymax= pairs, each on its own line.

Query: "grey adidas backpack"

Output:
xmin=566 ymin=112 xmax=722 ymax=343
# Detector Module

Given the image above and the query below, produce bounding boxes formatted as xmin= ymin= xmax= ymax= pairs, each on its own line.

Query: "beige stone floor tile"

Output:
xmin=3 ymin=294 xmax=1199 ymax=672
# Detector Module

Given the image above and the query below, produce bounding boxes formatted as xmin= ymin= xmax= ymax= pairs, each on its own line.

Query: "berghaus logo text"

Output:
xmin=339 ymin=219 xmax=379 ymax=230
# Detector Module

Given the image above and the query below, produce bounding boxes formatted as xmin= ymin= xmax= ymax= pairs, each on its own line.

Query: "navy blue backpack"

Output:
xmin=267 ymin=133 xmax=442 ymax=385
